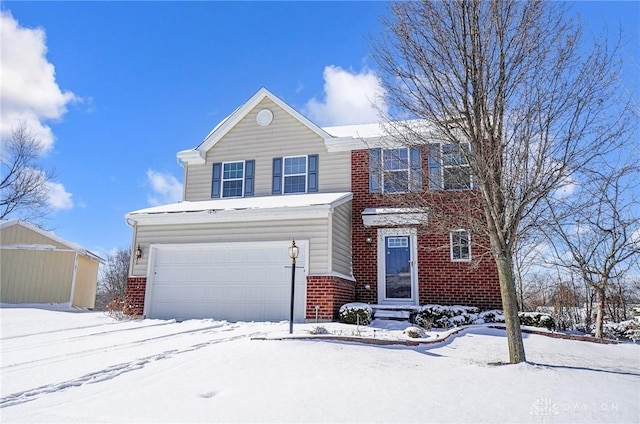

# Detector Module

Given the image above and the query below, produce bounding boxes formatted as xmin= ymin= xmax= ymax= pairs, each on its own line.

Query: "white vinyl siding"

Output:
xmin=184 ymin=98 xmax=351 ymax=201
xmin=132 ymin=217 xmax=331 ymax=276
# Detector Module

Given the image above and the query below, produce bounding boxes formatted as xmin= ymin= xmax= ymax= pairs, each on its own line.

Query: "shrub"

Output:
xmin=338 ymin=303 xmax=373 ymax=325
xmin=518 ymin=312 xmax=556 ymax=331
xmin=413 ymin=304 xmax=480 ymax=328
xmin=308 ymin=326 xmax=330 ymax=335
xmin=602 ymin=320 xmax=640 ymax=341
xmin=403 ymin=326 xmax=427 ymax=338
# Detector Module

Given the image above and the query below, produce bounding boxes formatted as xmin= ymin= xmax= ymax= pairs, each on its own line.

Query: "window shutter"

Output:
xmin=369 ymin=148 xmax=382 ymax=193
xmin=272 ymin=157 xmax=283 ymax=194
xmin=409 ymin=147 xmax=422 ymax=191
xmin=211 ymin=162 xmax=222 ymax=198
xmin=244 ymin=160 xmax=255 ymax=196
xmin=428 ymin=143 xmax=442 ymax=190
xmin=307 ymin=154 xmax=319 ymax=193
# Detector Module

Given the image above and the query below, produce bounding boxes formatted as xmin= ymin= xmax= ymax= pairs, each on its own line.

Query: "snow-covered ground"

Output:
xmin=1 ymin=305 xmax=638 ymax=423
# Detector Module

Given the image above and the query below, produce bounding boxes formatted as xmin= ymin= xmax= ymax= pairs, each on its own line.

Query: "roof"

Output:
xmin=0 ymin=219 xmax=105 ymax=263
xmin=126 ymin=192 xmax=353 ymax=225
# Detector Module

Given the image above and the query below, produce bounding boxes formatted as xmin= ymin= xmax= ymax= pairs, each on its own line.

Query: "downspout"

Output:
xmin=69 ymin=251 xmax=79 ymax=306
xmin=125 ymin=218 xmax=138 ymax=276
xmin=327 ymin=206 xmax=334 ymax=275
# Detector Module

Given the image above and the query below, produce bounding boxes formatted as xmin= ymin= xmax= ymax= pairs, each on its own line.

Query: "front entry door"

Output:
xmin=377 ymin=228 xmax=418 ymax=305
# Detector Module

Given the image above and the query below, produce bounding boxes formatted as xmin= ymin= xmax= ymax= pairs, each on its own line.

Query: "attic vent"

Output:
xmin=256 ymin=109 xmax=273 ymax=126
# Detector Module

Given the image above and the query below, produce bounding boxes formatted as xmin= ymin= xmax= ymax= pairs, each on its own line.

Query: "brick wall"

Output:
xmin=124 ymin=276 xmax=146 ymax=316
xmin=351 ymin=149 xmax=502 ymax=310
xmin=306 ymin=275 xmax=356 ymax=320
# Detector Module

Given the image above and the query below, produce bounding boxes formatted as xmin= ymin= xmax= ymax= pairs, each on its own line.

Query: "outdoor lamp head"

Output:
xmin=288 ymin=240 xmax=299 ymax=259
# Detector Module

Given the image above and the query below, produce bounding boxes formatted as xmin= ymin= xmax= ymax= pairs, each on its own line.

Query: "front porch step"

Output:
xmin=374 ymin=309 xmax=412 ymax=320
xmin=370 ymin=304 xmax=420 ymax=322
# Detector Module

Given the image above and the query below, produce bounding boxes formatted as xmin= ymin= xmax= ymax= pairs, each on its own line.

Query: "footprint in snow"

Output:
xmin=197 ymin=391 xmax=217 ymax=399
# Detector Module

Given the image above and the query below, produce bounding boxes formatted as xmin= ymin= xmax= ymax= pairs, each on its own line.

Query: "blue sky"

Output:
xmin=1 ymin=1 xmax=638 ymax=259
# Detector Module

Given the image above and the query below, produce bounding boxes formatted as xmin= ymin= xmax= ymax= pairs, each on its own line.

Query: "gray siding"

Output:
xmin=184 ymin=98 xmax=351 ymax=201
xmin=331 ymin=201 xmax=353 ymax=277
xmin=133 ymin=217 xmax=330 ymax=276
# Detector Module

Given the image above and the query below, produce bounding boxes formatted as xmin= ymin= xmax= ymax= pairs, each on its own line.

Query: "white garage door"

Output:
xmin=145 ymin=241 xmax=307 ymax=322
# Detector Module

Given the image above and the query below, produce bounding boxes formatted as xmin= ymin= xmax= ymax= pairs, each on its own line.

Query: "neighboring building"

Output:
xmin=0 ymin=219 xmax=104 ymax=309
xmin=124 ymin=88 xmax=501 ymax=322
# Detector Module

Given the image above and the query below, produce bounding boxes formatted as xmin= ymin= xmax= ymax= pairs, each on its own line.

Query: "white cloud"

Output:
xmin=146 ymin=170 xmax=183 ymax=206
xmin=45 ymin=181 xmax=73 ymax=210
xmin=305 ymin=65 xmax=387 ymax=126
xmin=0 ymin=10 xmax=77 ymax=154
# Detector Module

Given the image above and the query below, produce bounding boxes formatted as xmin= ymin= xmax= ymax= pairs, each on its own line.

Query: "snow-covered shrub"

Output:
xmin=338 ymin=303 xmax=373 ymax=325
xmin=413 ymin=304 xmax=479 ymax=328
xmin=518 ymin=312 xmax=556 ymax=331
xmin=478 ymin=309 xmax=505 ymax=323
xmin=601 ymin=320 xmax=640 ymax=341
xmin=308 ymin=326 xmax=330 ymax=335
xmin=403 ymin=326 xmax=427 ymax=338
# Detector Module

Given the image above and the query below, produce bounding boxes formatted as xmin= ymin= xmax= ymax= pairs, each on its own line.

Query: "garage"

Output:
xmin=144 ymin=241 xmax=307 ymax=322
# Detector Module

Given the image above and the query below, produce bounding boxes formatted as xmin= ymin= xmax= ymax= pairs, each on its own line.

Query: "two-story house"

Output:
xmin=124 ymin=88 xmax=501 ymax=322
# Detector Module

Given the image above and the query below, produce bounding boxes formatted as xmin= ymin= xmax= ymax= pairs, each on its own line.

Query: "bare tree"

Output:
xmin=96 ymin=248 xmax=131 ymax=311
xmin=544 ymin=165 xmax=640 ymax=338
xmin=372 ymin=1 xmax=631 ymax=362
xmin=0 ymin=124 xmax=53 ymax=222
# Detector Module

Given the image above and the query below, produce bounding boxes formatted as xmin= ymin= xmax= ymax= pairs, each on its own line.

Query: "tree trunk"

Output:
xmin=594 ymin=287 xmax=606 ymax=339
xmin=495 ymin=253 xmax=527 ymax=363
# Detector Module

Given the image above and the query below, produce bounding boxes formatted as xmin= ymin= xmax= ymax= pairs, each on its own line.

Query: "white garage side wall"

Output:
xmin=132 ymin=218 xmax=329 ymax=276
xmin=331 ymin=201 xmax=353 ymax=278
xmin=184 ymin=98 xmax=351 ymax=201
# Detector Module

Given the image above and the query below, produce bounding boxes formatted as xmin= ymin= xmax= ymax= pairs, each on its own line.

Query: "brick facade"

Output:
xmin=306 ymin=275 xmax=356 ymax=320
xmin=351 ymin=149 xmax=502 ymax=310
xmin=124 ymin=276 xmax=146 ymax=316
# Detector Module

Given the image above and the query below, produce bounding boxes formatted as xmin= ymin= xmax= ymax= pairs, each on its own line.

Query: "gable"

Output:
xmin=182 ymin=94 xmax=352 ymax=201
xmin=0 ymin=221 xmax=68 ymax=249
xmin=0 ymin=220 xmax=104 ymax=263
xmin=205 ymin=97 xmax=329 ymax=161
xmin=187 ymin=87 xmax=332 ymax=160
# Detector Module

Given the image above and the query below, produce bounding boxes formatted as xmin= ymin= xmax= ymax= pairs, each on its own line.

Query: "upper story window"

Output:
xmin=222 ymin=161 xmax=244 ymax=197
xmin=283 ymin=156 xmax=307 ymax=194
xmin=211 ymin=160 xmax=254 ymax=198
xmin=428 ymin=143 xmax=473 ymax=191
xmin=272 ymin=154 xmax=319 ymax=195
xmin=450 ymin=229 xmax=471 ymax=262
xmin=369 ymin=148 xmax=422 ymax=194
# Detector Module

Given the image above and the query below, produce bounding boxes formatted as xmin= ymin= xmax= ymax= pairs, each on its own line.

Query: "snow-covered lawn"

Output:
xmin=1 ymin=305 xmax=638 ymax=423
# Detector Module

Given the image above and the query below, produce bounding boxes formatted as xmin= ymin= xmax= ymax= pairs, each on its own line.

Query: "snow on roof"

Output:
xmin=126 ymin=192 xmax=353 ymax=218
xmin=322 ymin=122 xmax=387 ymax=139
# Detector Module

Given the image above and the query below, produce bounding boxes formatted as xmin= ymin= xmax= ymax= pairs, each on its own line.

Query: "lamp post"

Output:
xmin=288 ymin=239 xmax=299 ymax=334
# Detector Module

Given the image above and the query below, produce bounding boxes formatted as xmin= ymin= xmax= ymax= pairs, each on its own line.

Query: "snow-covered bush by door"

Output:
xmin=338 ymin=303 xmax=373 ymax=325
xmin=413 ymin=304 xmax=481 ymax=329
xmin=411 ymin=305 xmax=556 ymax=331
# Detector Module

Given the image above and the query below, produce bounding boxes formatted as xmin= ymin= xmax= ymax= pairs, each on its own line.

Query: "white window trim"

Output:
xmin=450 ymin=229 xmax=472 ymax=262
xmin=222 ymin=160 xmax=245 ymax=198
xmin=382 ymin=147 xmax=410 ymax=194
xmin=282 ymin=155 xmax=308 ymax=194
xmin=441 ymin=143 xmax=473 ymax=191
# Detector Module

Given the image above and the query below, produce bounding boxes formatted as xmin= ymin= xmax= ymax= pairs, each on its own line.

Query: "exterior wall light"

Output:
xmin=135 ymin=244 xmax=142 ymax=263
